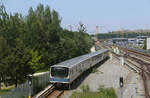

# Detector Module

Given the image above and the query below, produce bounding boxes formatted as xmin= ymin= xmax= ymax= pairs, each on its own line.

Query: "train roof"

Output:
xmin=52 ymin=49 xmax=108 ymax=68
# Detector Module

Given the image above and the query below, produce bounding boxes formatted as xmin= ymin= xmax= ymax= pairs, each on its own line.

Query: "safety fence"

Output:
xmin=0 ymin=72 xmax=50 ymax=98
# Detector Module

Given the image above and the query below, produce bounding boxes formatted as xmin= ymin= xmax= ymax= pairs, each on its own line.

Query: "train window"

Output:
xmin=76 ymin=66 xmax=78 ymax=72
xmin=51 ymin=67 xmax=69 ymax=78
xmin=70 ymin=70 xmax=73 ymax=75
xmin=72 ymin=68 xmax=74 ymax=74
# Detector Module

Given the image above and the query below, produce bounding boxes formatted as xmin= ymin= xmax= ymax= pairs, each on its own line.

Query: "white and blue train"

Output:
xmin=50 ymin=49 xmax=109 ymax=88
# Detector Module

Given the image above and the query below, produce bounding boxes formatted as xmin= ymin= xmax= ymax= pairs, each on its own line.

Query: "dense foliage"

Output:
xmin=0 ymin=4 xmax=93 ymax=87
xmin=96 ymin=30 xmax=150 ymax=39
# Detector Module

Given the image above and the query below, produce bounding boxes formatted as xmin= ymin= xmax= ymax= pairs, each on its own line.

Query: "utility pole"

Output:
xmin=121 ymin=29 xmax=124 ymax=38
xmin=95 ymin=26 xmax=99 ymax=41
xmin=95 ymin=25 xmax=104 ymax=41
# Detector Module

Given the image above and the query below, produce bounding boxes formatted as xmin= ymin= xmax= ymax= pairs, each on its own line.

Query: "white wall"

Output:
xmin=147 ymin=37 xmax=150 ymax=50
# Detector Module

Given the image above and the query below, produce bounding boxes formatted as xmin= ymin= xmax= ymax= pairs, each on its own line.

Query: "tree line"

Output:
xmin=96 ymin=30 xmax=150 ymax=39
xmin=0 ymin=4 xmax=93 ymax=88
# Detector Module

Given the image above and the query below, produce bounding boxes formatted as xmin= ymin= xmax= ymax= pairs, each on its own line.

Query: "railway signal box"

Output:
xmin=120 ymin=77 xmax=124 ymax=88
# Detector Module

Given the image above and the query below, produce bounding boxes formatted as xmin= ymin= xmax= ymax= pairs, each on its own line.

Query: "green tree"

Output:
xmin=3 ymin=39 xmax=32 ymax=87
xmin=29 ymin=50 xmax=45 ymax=72
xmin=0 ymin=35 xmax=10 ymax=89
xmin=0 ymin=4 xmax=93 ymax=87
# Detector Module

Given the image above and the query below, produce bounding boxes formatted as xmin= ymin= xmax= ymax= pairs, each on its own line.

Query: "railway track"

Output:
xmin=127 ymin=56 xmax=150 ymax=98
xmin=98 ymin=42 xmax=150 ymax=97
xmin=47 ymin=90 xmax=64 ymax=98
xmin=111 ymin=46 xmax=150 ymax=98
xmin=34 ymin=84 xmax=64 ymax=98
xmin=112 ymin=52 xmax=150 ymax=98
xmin=121 ymin=48 xmax=150 ymax=63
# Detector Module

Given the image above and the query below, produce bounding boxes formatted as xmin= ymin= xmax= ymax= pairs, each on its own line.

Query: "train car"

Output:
xmin=50 ymin=49 xmax=109 ymax=88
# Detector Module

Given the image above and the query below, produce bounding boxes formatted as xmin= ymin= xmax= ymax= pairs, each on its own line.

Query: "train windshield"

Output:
xmin=51 ymin=67 xmax=69 ymax=78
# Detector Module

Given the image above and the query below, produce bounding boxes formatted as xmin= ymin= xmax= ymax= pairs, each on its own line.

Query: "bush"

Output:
xmin=70 ymin=85 xmax=118 ymax=98
xmin=98 ymin=85 xmax=117 ymax=98
xmin=80 ymin=84 xmax=90 ymax=92
xmin=92 ymin=68 xmax=98 ymax=73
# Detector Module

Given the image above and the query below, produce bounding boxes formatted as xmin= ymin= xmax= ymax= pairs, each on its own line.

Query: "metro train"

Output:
xmin=50 ymin=49 xmax=109 ymax=88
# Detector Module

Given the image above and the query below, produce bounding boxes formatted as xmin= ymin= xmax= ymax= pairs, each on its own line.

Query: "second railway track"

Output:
xmin=111 ymin=46 xmax=150 ymax=98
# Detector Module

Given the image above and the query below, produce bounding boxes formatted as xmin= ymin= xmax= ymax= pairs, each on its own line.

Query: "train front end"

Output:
xmin=50 ymin=65 xmax=70 ymax=87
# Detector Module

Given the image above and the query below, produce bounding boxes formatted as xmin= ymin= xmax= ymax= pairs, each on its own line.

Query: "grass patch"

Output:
xmin=71 ymin=92 xmax=102 ymax=98
xmin=92 ymin=68 xmax=99 ymax=73
xmin=0 ymin=85 xmax=15 ymax=95
xmin=80 ymin=84 xmax=90 ymax=92
xmin=70 ymin=85 xmax=117 ymax=98
xmin=92 ymin=68 xmax=103 ymax=74
xmin=98 ymin=86 xmax=117 ymax=98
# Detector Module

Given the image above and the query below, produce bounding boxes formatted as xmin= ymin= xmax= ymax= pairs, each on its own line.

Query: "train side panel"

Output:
xmin=68 ymin=49 xmax=109 ymax=83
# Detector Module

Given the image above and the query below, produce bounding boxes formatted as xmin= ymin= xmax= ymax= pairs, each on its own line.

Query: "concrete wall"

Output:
xmin=147 ymin=37 xmax=150 ymax=50
xmin=1 ymin=72 xmax=50 ymax=98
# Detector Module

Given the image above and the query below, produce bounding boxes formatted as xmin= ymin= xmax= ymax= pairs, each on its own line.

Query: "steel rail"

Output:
xmin=33 ymin=85 xmax=55 ymax=98
xmin=115 ymin=47 xmax=150 ymax=98
xmin=97 ymin=42 xmax=150 ymax=98
xmin=47 ymin=90 xmax=64 ymax=98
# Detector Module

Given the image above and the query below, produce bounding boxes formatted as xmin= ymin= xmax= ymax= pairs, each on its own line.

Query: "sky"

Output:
xmin=2 ymin=0 xmax=150 ymax=34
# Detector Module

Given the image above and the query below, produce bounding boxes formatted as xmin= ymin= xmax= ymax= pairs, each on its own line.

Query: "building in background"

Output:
xmin=136 ymin=36 xmax=147 ymax=44
xmin=112 ymin=38 xmax=128 ymax=45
